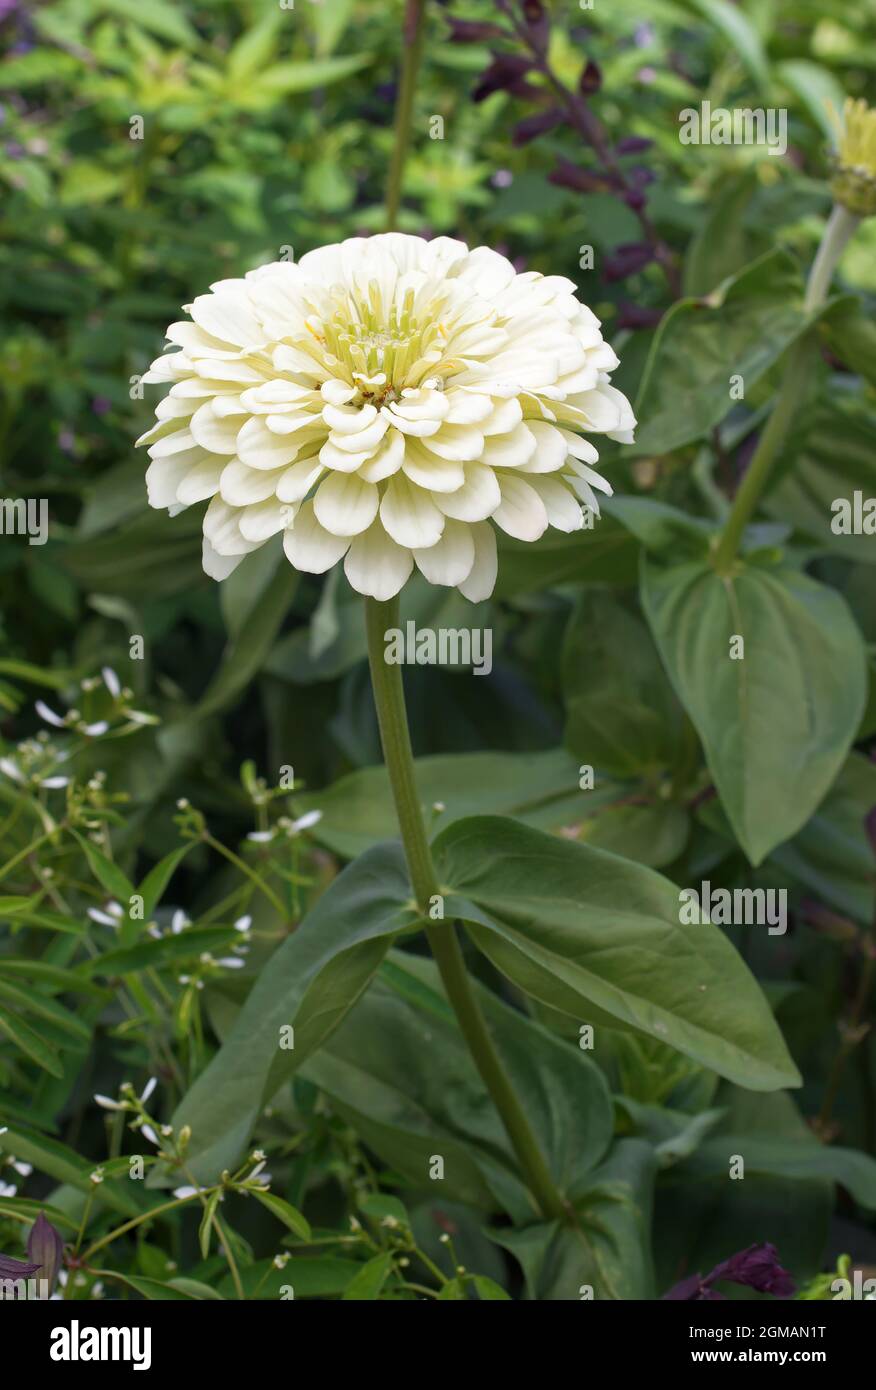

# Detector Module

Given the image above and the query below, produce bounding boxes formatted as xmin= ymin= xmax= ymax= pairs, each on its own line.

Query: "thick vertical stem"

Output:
xmin=365 ymin=595 xmax=567 ymax=1222
xmin=384 ymin=0 xmax=427 ymax=231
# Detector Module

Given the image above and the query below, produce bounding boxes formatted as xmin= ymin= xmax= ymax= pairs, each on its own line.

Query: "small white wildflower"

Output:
xmin=94 ymin=1093 xmax=127 ymax=1111
xmin=35 ymin=700 xmax=65 ymax=728
xmin=101 ymin=667 xmax=121 ymax=698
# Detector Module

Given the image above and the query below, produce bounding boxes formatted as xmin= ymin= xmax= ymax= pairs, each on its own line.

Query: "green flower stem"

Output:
xmin=384 ymin=0 xmax=427 ymax=230
xmin=713 ymin=202 xmax=861 ymax=574
xmin=364 ymin=595 xmax=567 ymax=1223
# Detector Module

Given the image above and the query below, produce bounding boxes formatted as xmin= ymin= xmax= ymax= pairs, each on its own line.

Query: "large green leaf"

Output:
xmin=628 ymin=251 xmax=810 ymax=458
xmin=563 ymin=590 xmax=689 ymax=779
xmin=294 ymin=748 xmax=604 ymax=861
xmin=160 ymin=843 xmax=419 ymax=1183
xmin=493 ymin=517 xmax=639 ymax=595
xmin=303 ymin=952 xmax=614 ymax=1221
xmin=641 ymin=555 xmax=867 ymax=863
xmin=765 ymin=399 xmax=876 ymax=563
xmin=770 ymin=753 xmax=876 ymax=926
xmin=491 ymin=1140 xmax=656 ymax=1300
xmin=433 ymin=816 xmax=800 ymax=1091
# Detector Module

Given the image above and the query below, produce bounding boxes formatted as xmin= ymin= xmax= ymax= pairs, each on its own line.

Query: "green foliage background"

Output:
xmin=1 ymin=0 xmax=875 ymax=1302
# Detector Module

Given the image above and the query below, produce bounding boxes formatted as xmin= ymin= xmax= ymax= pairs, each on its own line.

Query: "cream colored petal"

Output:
xmin=433 ymin=461 xmax=500 ymax=522
xmin=420 ymin=423 xmax=485 ymax=462
xmin=276 ymin=454 xmax=325 ymax=502
xmin=524 ymin=475 xmax=584 ymax=533
xmin=358 ymin=429 xmax=405 ymax=483
xmin=202 ymin=538 xmax=246 ymax=581
xmin=319 ymin=438 xmax=374 ymax=473
xmin=457 ymin=521 xmax=497 ymax=602
xmin=176 ymin=457 xmax=225 ymax=505
xmin=283 ymin=500 xmax=350 ymax=573
xmin=237 ymin=417 xmax=302 ymax=470
xmin=401 ymin=444 xmax=466 ymax=494
xmin=344 ymin=521 xmax=413 ymax=600
xmin=413 ymin=518 xmax=475 ymax=586
xmin=146 ymin=456 xmax=190 ymax=509
xmin=479 ymin=423 xmax=537 ymax=469
xmin=380 ymin=473 xmax=445 ymax=549
xmin=518 ymin=420 xmax=568 ymax=473
xmin=239 ymin=498 xmax=294 ymax=542
xmin=313 ymin=472 xmax=380 ymax=537
xmin=492 ymin=474 xmax=549 ymax=541
xmin=219 ymin=460 xmax=281 ymax=507
xmin=190 ymin=400 xmax=245 ymax=455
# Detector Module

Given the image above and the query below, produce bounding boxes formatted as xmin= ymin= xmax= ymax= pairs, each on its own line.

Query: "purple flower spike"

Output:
xmin=663 ymin=1243 xmax=795 ymax=1300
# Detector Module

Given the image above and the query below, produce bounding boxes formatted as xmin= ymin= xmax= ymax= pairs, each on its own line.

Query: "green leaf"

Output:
xmin=0 ymin=1006 xmax=62 ymax=1075
xmin=257 ymin=53 xmax=373 ymax=95
xmin=683 ymin=171 xmax=759 ymax=296
xmin=97 ymin=0 xmax=200 ymax=47
xmin=71 ymin=831 xmax=134 ymax=903
xmin=252 ymin=1191 xmax=311 ymax=1241
xmin=678 ymin=1135 xmax=876 ymax=1209
xmin=770 ymin=754 xmax=876 ymax=926
xmin=491 ymin=1140 xmax=656 ymax=1300
xmin=81 ymin=926 xmax=240 ymax=977
xmin=136 ymin=844 xmax=197 ymax=922
xmin=563 ymin=590 xmax=689 ymax=779
xmin=820 ymin=297 xmax=876 ymax=389
xmin=294 ymin=748 xmax=591 ymax=860
xmin=198 ymin=1190 xmax=221 ymax=1259
xmin=226 ymin=11 xmax=283 ymax=81
xmin=777 ymin=59 xmax=847 ymax=141
xmin=641 ymin=556 xmax=867 ymax=863
xmin=473 ymin=1275 xmax=511 ymax=1300
xmin=0 ymin=1129 xmax=142 ymax=1215
xmin=494 ymin=516 xmax=639 ymax=595
xmin=304 ymin=951 xmax=614 ymax=1221
xmin=766 ymin=399 xmax=876 ymax=563
xmin=218 ymin=1256 xmax=360 ymax=1299
xmin=0 ymin=978 xmax=91 ymax=1041
xmin=102 ymin=1272 xmax=202 ymax=1300
xmin=341 ymin=1252 xmax=394 ymax=1300
xmin=161 ymin=843 xmax=418 ymax=1183
xmin=574 ymin=802 xmax=691 ymax=870
xmin=434 ymin=816 xmax=800 ymax=1091
xmin=195 ymin=558 xmax=297 ymax=718
xmin=685 ymin=0 xmax=771 ymax=89
xmin=629 ymin=251 xmax=810 ymax=458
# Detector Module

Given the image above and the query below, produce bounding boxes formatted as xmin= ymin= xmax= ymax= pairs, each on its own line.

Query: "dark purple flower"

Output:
xmin=512 ymin=106 xmax=565 ymax=145
xmin=710 ymin=1244 xmax=795 ymax=1298
xmin=92 ymin=395 xmax=112 ymax=417
xmin=520 ymin=0 xmax=549 ymax=54
xmin=446 ymin=17 xmax=507 ymax=43
xmin=616 ymin=135 xmax=654 ymax=156
xmin=27 ymin=1212 xmax=64 ymax=1294
xmin=663 ymin=1272 xmax=725 ymax=1300
xmin=603 ymin=242 xmax=655 ymax=282
xmin=623 ymin=187 xmax=648 ymax=211
xmin=664 ymin=1243 xmax=795 ymax=1300
xmin=472 ymin=52 xmax=537 ymax=102
xmin=0 ymin=1252 xmax=42 ymax=1279
xmin=579 ymin=59 xmax=601 ymax=95
xmin=616 ymin=301 xmax=664 ymax=331
xmin=549 ymin=159 xmax=619 ymax=194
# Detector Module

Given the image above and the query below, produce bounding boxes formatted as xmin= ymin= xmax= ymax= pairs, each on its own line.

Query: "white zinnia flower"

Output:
xmin=137 ymin=234 xmax=635 ymax=600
